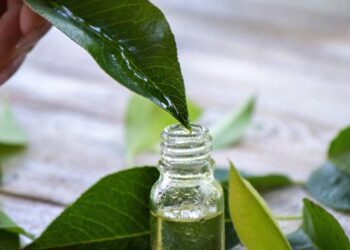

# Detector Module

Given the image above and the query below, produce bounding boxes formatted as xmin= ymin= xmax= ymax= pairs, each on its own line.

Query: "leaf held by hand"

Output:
xmin=125 ymin=95 xmax=202 ymax=164
xmin=25 ymin=0 xmax=190 ymax=128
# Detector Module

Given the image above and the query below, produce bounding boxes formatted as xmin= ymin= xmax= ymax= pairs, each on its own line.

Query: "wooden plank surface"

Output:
xmin=0 ymin=0 xmax=349 ymax=242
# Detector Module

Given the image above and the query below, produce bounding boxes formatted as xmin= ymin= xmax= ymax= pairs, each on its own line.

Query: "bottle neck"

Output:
xmin=158 ymin=124 xmax=214 ymax=179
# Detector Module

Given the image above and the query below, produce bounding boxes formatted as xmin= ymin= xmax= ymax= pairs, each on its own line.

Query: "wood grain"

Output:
xmin=0 ymin=0 xmax=349 ymax=242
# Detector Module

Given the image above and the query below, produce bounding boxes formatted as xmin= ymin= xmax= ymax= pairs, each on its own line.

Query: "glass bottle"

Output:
xmin=150 ymin=124 xmax=225 ymax=250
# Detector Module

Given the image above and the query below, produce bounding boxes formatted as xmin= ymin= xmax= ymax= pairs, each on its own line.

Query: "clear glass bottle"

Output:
xmin=150 ymin=124 xmax=224 ymax=250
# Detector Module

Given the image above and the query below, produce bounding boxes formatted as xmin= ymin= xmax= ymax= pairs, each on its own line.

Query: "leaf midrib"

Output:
xmin=48 ymin=1 xmax=183 ymax=120
xmin=34 ymin=230 xmax=150 ymax=249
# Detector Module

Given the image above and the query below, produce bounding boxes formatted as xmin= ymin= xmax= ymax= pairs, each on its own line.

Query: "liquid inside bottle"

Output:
xmin=150 ymin=124 xmax=224 ymax=250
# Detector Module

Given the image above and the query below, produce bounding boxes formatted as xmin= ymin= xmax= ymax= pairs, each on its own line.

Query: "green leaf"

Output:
xmin=26 ymin=167 xmax=159 ymax=250
xmin=0 ymin=210 xmax=34 ymax=240
xmin=228 ymin=161 xmax=292 ymax=250
xmin=0 ymin=230 xmax=20 ymax=250
xmin=306 ymin=163 xmax=350 ymax=211
xmin=0 ymin=210 xmax=34 ymax=250
xmin=288 ymin=199 xmax=350 ymax=250
xmin=303 ymin=199 xmax=350 ymax=249
xmin=243 ymin=173 xmax=293 ymax=191
xmin=214 ymin=168 xmax=293 ymax=191
xmin=328 ymin=126 xmax=350 ymax=173
xmin=0 ymin=100 xmax=27 ymax=182
xmin=25 ymin=0 xmax=190 ymax=128
xmin=0 ymin=100 xmax=27 ymax=146
xmin=26 ymin=166 xmax=240 ymax=250
xmin=287 ymin=229 xmax=318 ymax=250
xmin=125 ymin=95 xmax=202 ymax=164
xmin=220 ymin=182 xmax=240 ymax=249
xmin=211 ymin=96 xmax=255 ymax=150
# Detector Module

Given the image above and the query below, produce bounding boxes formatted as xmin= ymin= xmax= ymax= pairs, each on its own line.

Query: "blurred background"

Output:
xmin=0 ymin=0 xmax=350 ymax=237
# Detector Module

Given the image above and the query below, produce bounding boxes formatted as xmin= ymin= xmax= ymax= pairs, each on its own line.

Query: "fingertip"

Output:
xmin=20 ymin=4 xmax=49 ymax=35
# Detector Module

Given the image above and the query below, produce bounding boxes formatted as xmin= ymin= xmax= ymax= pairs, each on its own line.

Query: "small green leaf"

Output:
xmin=328 ymin=126 xmax=350 ymax=173
xmin=26 ymin=167 xmax=159 ymax=250
xmin=211 ymin=96 xmax=255 ymax=150
xmin=0 ymin=210 xmax=33 ymax=250
xmin=125 ymin=95 xmax=202 ymax=164
xmin=306 ymin=163 xmax=350 ymax=211
xmin=243 ymin=173 xmax=293 ymax=191
xmin=25 ymin=167 xmax=240 ymax=250
xmin=215 ymin=168 xmax=293 ymax=191
xmin=0 ymin=210 xmax=34 ymax=240
xmin=303 ymin=199 xmax=350 ymax=249
xmin=0 ymin=100 xmax=27 ymax=182
xmin=287 ymin=229 xmax=318 ymax=250
xmin=228 ymin=161 xmax=292 ymax=250
xmin=25 ymin=0 xmax=190 ymax=128
xmin=0 ymin=100 xmax=27 ymax=146
xmin=288 ymin=199 xmax=350 ymax=250
xmin=220 ymin=182 xmax=240 ymax=249
xmin=214 ymin=168 xmax=230 ymax=181
xmin=0 ymin=230 xmax=20 ymax=250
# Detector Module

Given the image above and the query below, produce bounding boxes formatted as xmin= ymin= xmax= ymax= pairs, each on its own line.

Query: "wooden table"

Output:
xmin=1 ymin=0 xmax=349 ymax=244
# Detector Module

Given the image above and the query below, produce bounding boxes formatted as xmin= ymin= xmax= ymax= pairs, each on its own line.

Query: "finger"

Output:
xmin=16 ymin=23 xmax=50 ymax=53
xmin=20 ymin=4 xmax=49 ymax=35
xmin=0 ymin=1 xmax=6 ymax=17
xmin=0 ymin=54 xmax=25 ymax=85
xmin=6 ymin=0 xmax=21 ymax=8
xmin=0 ymin=5 xmax=22 ymax=69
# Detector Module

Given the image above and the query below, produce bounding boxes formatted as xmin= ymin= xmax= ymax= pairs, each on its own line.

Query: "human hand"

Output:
xmin=0 ymin=0 xmax=50 ymax=85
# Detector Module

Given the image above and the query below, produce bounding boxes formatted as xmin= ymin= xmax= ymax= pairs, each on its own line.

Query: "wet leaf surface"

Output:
xmin=125 ymin=95 xmax=201 ymax=164
xmin=26 ymin=0 xmax=190 ymax=128
xmin=306 ymin=163 xmax=350 ymax=211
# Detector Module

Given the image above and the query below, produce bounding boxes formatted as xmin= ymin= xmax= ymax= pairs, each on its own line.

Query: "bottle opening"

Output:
xmin=160 ymin=124 xmax=212 ymax=162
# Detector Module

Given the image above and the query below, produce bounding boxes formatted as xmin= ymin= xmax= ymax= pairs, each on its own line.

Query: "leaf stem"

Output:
xmin=293 ymin=180 xmax=306 ymax=186
xmin=274 ymin=214 xmax=302 ymax=221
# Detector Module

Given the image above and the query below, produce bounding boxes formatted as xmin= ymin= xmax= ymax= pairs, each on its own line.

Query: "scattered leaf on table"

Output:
xmin=0 ymin=100 xmax=26 ymax=146
xmin=215 ymin=168 xmax=293 ymax=191
xmin=125 ymin=95 xmax=202 ymax=164
xmin=287 ymin=229 xmax=318 ymax=250
xmin=0 ymin=100 xmax=27 ymax=182
xmin=220 ymin=181 xmax=240 ymax=249
xmin=26 ymin=0 xmax=190 ymax=128
xmin=228 ymin=161 xmax=292 ymax=250
xmin=243 ymin=173 xmax=293 ymax=191
xmin=306 ymin=163 xmax=350 ymax=211
xmin=288 ymin=199 xmax=350 ymax=250
xmin=0 ymin=210 xmax=34 ymax=250
xmin=328 ymin=126 xmax=350 ymax=173
xmin=211 ymin=96 xmax=255 ymax=150
xmin=302 ymin=199 xmax=350 ymax=250
xmin=25 ymin=166 xmax=240 ymax=250
xmin=25 ymin=167 xmax=159 ymax=250
xmin=0 ymin=230 xmax=19 ymax=250
xmin=0 ymin=210 xmax=33 ymax=239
